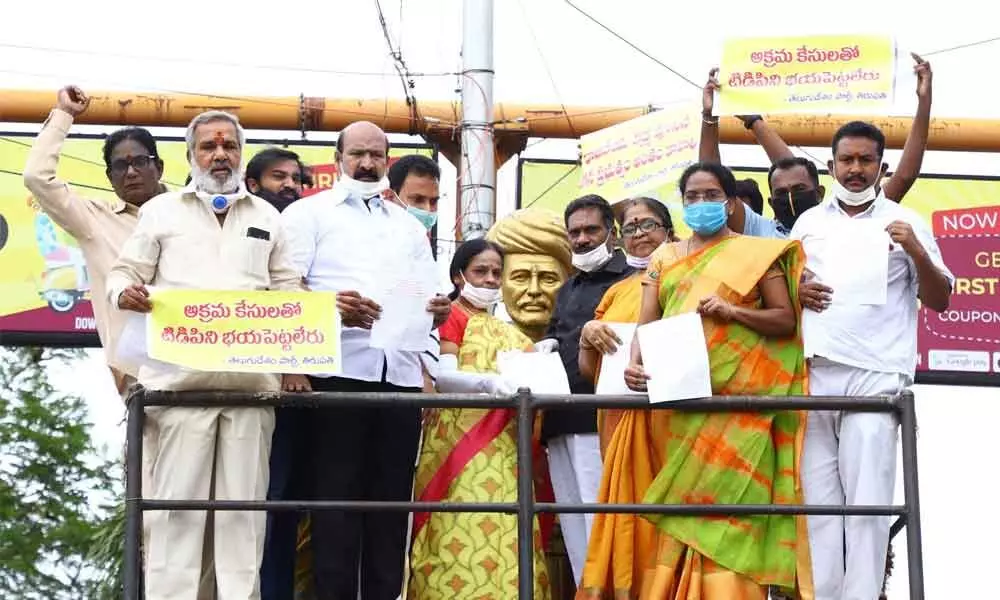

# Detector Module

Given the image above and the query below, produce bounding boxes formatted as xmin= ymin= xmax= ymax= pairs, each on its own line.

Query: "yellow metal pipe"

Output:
xmin=1 ymin=89 xmax=997 ymax=152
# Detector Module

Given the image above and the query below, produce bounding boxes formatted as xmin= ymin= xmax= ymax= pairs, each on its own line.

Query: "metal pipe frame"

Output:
xmin=122 ymin=388 xmax=924 ymax=600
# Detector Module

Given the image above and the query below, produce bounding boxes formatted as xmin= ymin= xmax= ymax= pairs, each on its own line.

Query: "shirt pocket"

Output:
xmin=237 ymin=237 xmax=272 ymax=281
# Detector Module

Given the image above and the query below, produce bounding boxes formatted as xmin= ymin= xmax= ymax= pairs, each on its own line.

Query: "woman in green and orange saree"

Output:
xmin=577 ymin=162 xmax=813 ymax=600
xmin=408 ymin=238 xmax=551 ymax=600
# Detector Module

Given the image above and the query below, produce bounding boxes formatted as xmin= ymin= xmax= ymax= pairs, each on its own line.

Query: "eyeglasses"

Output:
xmin=682 ymin=190 xmax=727 ymax=203
xmin=109 ymin=155 xmax=157 ymax=176
xmin=622 ymin=218 xmax=665 ymax=237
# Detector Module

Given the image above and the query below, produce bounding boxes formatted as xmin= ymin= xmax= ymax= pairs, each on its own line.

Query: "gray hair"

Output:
xmin=184 ymin=110 xmax=246 ymax=157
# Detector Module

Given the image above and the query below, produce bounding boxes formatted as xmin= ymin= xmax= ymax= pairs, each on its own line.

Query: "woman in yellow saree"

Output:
xmin=408 ymin=238 xmax=551 ymax=600
xmin=578 ymin=162 xmax=813 ymax=600
xmin=577 ymin=196 xmax=677 ymax=454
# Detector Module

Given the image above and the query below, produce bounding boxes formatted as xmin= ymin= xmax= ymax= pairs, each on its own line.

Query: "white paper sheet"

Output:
xmin=595 ymin=323 xmax=641 ymax=396
xmin=637 ymin=312 xmax=712 ymax=403
xmin=814 ymin=221 xmax=889 ymax=306
xmin=496 ymin=351 xmax=571 ymax=395
xmin=369 ymin=262 xmax=439 ymax=352
xmin=115 ymin=311 xmax=177 ymax=372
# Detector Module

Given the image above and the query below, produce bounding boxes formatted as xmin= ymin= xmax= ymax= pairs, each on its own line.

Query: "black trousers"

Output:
xmin=307 ymin=375 xmax=422 ymax=600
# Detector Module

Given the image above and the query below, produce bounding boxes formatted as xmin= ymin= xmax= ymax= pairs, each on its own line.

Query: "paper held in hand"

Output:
xmin=636 ymin=312 xmax=712 ymax=403
xmin=595 ymin=322 xmax=642 ymax=396
xmin=369 ymin=262 xmax=439 ymax=352
xmin=814 ymin=220 xmax=890 ymax=306
xmin=497 ymin=350 xmax=571 ymax=395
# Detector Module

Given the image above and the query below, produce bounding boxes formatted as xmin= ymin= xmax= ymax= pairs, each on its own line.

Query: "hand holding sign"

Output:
xmin=912 ymin=53 xmax=932 ymax=99
xmin=703 ymin=68 xmax=720 ymax=116
xmin=118 ymin=283 xmax=152 ymax=313
xmin=337 ymin=290 xmax=381 ymax=329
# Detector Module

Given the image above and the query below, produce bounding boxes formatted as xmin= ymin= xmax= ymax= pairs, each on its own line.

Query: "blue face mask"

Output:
xmin=407 ymin=205 xmax=438 ymax=231
xmin=682 ymin=201 xmax=728 ymax=236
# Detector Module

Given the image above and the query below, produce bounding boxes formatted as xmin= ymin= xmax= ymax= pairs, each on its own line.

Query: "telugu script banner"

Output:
xmin=147 ymin=289 xmax=342 ymax=374
xmin=717 ymin=35 xmax=897 ymax=116
xmin=578 ymin=104 xmax=699 ymax=203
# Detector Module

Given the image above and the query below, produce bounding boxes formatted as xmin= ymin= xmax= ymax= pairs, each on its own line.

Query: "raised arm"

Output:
xmin=22 ymin=86 xmax=96 ymax=239
xmin=882 ymin=54 xmax=932 ymax=203
xmin=741 ymin=116 xmax=796 ymax=163
xmin=699 ymin=69 xmax=722 ymax=163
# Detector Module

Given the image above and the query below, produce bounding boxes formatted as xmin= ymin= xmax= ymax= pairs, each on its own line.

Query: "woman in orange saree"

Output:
xmin=578 ymin=162 xmax=813 ymax=600
xmin=577 ymin=196 xmax=677 ymax=454
xmin=408 ymin=238 xmax=551 ymax=600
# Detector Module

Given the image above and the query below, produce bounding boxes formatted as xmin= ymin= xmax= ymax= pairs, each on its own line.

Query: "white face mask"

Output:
xmin=338 ymin=166 xmax=388 ymax=200
xmin=830 ymin=167 xmax=879 ymax=207
xmin=460 ymin=276 xmax=501 ymax=309
xmin=572 ymin=234 xmax=613 ymax=273
xmin=189 ymin=182 xmax=248 ymax=214
xmin=625 ymin=253 xmax=651 ymax=269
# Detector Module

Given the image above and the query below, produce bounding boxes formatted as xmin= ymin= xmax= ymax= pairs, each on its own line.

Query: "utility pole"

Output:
xmin=458 ymin=0 xmax=495 ymax=240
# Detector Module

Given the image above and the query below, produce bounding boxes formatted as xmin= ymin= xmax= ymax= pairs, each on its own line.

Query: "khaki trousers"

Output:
xmin=143 ymin=405 xmax=273 ymax=600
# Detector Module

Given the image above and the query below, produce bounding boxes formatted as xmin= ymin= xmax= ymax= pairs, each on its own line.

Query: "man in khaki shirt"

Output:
xmin=109 ymin=110 xmax=303 ymax=600
xmin=23 ymin=85 xmax=166 ymax=395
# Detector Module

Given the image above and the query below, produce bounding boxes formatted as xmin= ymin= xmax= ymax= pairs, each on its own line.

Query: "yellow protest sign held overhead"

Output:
xmin=147 ymin=289 xmax=342 ymax=374
xmin=718 ymin=35 xmax=897 ymax=116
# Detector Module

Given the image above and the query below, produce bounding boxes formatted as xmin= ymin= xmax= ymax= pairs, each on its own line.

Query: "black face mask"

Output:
xmin=254 ymin=188 xmax=301 ymax=213
xmin=771 ymin=189 xmax=820 ymax=231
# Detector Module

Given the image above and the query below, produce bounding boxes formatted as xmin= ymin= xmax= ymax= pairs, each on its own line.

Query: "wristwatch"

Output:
xmin=742 ymin=115 xmax=763 ymax=130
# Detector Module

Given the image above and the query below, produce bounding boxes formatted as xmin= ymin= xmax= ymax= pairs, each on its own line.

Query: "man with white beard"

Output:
xmin=108 ymin=110 xmax=304 ymax=600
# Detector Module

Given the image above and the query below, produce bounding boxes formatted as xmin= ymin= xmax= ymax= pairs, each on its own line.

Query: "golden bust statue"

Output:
xmin=486 ymin=208 xmax=573 ymax=341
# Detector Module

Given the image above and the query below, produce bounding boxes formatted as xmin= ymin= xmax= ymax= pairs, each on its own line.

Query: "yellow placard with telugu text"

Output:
xmin=718 ymin=35 xmax=897 ymax=116
xmin=578 ymin=103 xmax=699 ymax=204
xmin=147 ymin=289 xmax=341 ymax=374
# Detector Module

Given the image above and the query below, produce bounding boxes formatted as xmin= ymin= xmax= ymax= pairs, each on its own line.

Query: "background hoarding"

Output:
xmin=517 ymin=157 xmax=1000 ymax=387
xmin=0 ymin=133 xmax=434 ymax=347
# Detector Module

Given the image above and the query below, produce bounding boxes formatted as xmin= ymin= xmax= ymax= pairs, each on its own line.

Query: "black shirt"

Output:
xmin=541 ymin=251 xmax=633 ymax=442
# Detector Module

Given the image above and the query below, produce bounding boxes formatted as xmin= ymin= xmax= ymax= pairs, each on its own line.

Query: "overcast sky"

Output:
xmin=3 ymin=1 xmax=999 ymax=597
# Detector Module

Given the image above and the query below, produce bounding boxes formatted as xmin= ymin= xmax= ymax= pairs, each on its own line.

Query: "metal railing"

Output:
xmin=123 ymin=388 xmax=924 ymax=599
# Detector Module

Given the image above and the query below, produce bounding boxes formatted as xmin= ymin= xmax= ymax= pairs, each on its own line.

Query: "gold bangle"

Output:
xmin=702 ymin=116 xmax=719 ymax=126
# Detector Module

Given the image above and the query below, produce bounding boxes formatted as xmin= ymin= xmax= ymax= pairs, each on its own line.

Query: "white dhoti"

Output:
xmin=144 ymin=406 xmax=273 ymax=600
xmin=804 ymin=357 xmax=907 ymax=600
xmin=546 ymin=432 xmax=602 ymax=584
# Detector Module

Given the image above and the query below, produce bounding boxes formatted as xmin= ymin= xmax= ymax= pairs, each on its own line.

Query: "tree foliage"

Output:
xmin=0 ymin=346 xmax=118 ymax=599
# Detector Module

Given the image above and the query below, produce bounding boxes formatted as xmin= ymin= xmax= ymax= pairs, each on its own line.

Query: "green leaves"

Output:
xmin=0 ymin=347 xmax=120 ymax=599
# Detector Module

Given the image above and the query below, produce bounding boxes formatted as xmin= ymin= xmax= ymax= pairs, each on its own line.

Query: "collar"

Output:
xmin=110 ymin=197 xmax=130 ymax=214
xmin=329 ymin=182 xmax=389 ymax=211
xmin=112 ymin=182 xmax=168 ymax=214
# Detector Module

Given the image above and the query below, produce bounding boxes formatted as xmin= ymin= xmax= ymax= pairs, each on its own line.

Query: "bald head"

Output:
xmin=336 ymin=121 xmax=391 ymax=182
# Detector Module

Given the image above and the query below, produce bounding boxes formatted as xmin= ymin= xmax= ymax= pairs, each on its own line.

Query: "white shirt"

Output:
xmin=281 ymin=185 xmax=435 ymax=388
xmin=106 ymin=190 xmax=304 ymax=392
xmin=791 ymin=194 xmax=954 ymax=377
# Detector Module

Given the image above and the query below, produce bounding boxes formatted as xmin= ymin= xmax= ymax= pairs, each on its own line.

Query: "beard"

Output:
xmin=191 ymin=162 xmax=243 ymax=194
xmin=255 ymin=188 xmax=301 ymax=213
